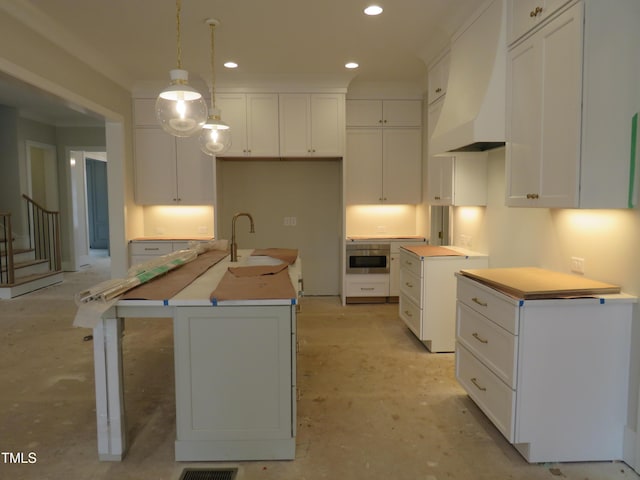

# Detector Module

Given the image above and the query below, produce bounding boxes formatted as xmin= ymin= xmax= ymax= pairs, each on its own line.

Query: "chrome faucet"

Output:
xmin=230 ymin=212 xmax=255 ymax=262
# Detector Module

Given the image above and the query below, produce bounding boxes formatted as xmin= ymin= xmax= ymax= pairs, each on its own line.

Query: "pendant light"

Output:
xmin=156 ymin=0 xmax=208 ymax=137
xmin=199 ymin=18 xmax=232 ymax=156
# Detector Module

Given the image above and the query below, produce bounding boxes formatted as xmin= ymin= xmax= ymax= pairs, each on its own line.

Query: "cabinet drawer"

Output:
xmin=345 ymin=275 xmax=389 ymax=297
xmin=456 ymin=343 xmax=515 ymax=442
xmin=456 ymin=276 xmax=520 ymax=334
xmin=457 ymin=302 xmax=517 ymax=388
xmin=129 ymin=241 xmax=174 ymax=256
xmin=399 ymin=295 xmax=421 ymax=338
xmin=399 ymin=250 xmax=422 ymax=278
xmin=399 ymin=268 xmax=422 ymax=305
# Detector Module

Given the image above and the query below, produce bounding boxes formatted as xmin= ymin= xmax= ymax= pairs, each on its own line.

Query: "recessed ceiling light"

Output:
xmin=345 ymin=62 xmax=359 ymax=69
xmin=224 ymin=61 xmax=238 ymax=69
xmin=364 ymin=5 xmax=383 ymax=15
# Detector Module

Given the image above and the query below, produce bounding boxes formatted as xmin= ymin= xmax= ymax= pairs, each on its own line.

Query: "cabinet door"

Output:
xmin=134 ymin=128 xmax=178 ymax=204
xmin=246 ymin=93 xmax=280 ymax=156
xmin=345 ymin=129 xmax=383 ymax=204
xmin=310 ymin=94 xmax=343 ymax=156
xmin=175 ymin=137 xmax=215 ymax=204
xmin=506 ymin=32 xmax=542 ymax=206
xmin=346 ymin=99 xmax=382 ymax=127
xmin=427 ymin=156 xmax=454 ymax=205
xmin=382 ymin=128 xmax=422 ymax=204
xmin=427 ymin=53 xmax=450 ymax=104
xmin=279 ymin=94 xmax=311 ymax=156
xmin=382 ymin=100 xmax=422 ymax=127
xmin=216 ymin=93 xmax=248 ymax=156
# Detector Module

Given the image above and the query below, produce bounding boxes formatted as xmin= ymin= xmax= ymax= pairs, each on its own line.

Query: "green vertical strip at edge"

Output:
xmin=629 ymin=113 xmax=638 ymax=208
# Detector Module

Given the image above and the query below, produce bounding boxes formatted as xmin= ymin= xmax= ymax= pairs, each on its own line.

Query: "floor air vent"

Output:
xmin=179 ymin=467 xmax=238 ymax=480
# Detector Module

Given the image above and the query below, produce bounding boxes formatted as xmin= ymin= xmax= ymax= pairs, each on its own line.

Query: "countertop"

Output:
xmin=119 ymin=249 xmax=302 ymax=307
xmin=346 ymin=235 xmax=426 ymax=242
xmin=130 ymin=236 xmax=215 ymax=242
xmin=401 ymin=245 xmax=488 ymax=258
xmin=459 ymin=267 xmax=624 ymax=300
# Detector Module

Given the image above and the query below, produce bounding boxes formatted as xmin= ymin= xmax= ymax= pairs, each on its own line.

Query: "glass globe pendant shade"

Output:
xmin=199 ymin=118 xmax=232 ymax=156
xmin=156 ymin=69 xmax=208 ymax=137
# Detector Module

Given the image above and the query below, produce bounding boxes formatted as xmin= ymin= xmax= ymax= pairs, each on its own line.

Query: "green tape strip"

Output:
xmin=629 ymin=113 xmax=638 ymax=208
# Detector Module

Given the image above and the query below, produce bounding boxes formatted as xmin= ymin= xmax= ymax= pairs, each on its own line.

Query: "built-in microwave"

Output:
xmin=346 ymin=243 xmax=390 ymax=274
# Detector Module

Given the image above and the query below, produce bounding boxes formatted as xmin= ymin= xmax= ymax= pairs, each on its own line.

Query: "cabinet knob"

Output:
xmin=526 ymin=193 xmax=540 ymax=199
xmin=434 ymin=196 xmax=441 ymax=200
xmin=404 ymin=310 xmax=413 ymax=317
xmin=530 ymin=6 xmax=543 ymax=17
xmin=378 ymin=119 xmax=383 ymax=123
xmin=470 ymin=377 xmax=487 ymax=392
xmin=383 ymin=119 xmax=387 ymax=123
xmin=436 ymin=87 xmax=442 ymax=93
xmin=472 ymin=332 xmax=489 ymax=344
xmin=472 ymin=297 xmax=488 ymax=307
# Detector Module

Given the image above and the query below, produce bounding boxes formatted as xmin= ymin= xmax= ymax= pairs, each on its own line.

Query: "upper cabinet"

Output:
xmin=346 ymin=128 xmax=422 ymax=205
xmin=346 ymin=100 xmax=422 ymax=128
xmin=506 ymin=0 xmax=640 ymax=208
xmin=216 ymin=93 xmax=280 ymax=157
xmin=279 ymin=93 xmax=344 ymax=157
xmin=507 ymin=0 xmax=572 ymax=45
xmin=345 ymin=98 xmax=422 ymax=205
xmin=133 ymin=99 xmax=214 ymax=205
xmin=427 ymin=52 xmax=450 ymax=105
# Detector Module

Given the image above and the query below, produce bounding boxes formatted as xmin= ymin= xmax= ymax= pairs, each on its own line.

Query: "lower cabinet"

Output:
xmin=455 ymin=274 xmax=634 ymax=462
xmin=398 ymin=247 xmax=488 ymax=352
xmin=173 ymin=305 xmax=296 ymax=461
xmin=129 ymin=239 xmax=209 ymax=267
xmin=345 ymin=273 xmax=390 ymax=298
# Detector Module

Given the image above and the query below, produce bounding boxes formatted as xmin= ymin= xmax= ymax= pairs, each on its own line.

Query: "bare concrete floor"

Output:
xmin=1 ymin=257 xmax=639 ymax=480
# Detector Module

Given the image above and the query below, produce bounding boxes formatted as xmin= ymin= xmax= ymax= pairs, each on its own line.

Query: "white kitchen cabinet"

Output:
xmin=427 ymin=97 xmax=487 ymax=206
xmin=455 ymin=274 xmax=634 ymax=462
xmin=507 ymin=0 xmax=572 ymax=45
xmin=506 ymin=0 xmax=640 ymax=208
xmin=427 ymin=52 xmax=450 ymax=105
xmin=389 ymin=239 xmax=427 ymax=297
xmin=346 ymin=128 xmax=422 ymax=205
xmin=346 ymin=99 xmax=422 ymax=128
xmin=399 ymin=247 xmax=488 ymax=352
xmin=279 ymin=93 xmax=344 ymax=157
xmin=128 ymin=239 xmax=210 ymax=267
xmin=344 ymin=273 xmax=390 ymax=298
xmin=133 ymin=99 xmax=214 ymax=205
xmin=216 ymin=93 xmax=280 ymax=157
xmin=134 ymin=128 xmax=214 ymax=205
xmin=173 ymin=305 xmax=296 ymax=460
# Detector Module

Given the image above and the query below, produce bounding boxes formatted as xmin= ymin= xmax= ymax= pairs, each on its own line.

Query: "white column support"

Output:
xmin=93 ymin=311 xmax=126 ymax=461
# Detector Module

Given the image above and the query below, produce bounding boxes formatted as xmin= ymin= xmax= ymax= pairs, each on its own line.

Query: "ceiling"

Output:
xmin=0 ymin=0 xmax=482 ymax=126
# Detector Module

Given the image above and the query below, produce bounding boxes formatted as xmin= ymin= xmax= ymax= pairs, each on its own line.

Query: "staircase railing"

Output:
xmin=23 ymin=194 xmax=62 ymax=274
xmin=0 ymin=211 xmax=14 ymax=284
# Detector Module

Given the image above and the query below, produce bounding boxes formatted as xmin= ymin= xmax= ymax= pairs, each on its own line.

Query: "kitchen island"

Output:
xmin=90 ymin=249 xmax=301 ymax=462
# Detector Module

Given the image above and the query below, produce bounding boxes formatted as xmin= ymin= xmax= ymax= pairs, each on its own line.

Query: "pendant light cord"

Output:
xmin=209 ymin=21 xmax=216 ymax=110
xmin=175 ymin=0 xmax=183 ymax=69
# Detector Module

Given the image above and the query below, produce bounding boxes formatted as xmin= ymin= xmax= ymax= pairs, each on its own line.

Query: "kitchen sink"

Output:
xmin=241 ymin=255 xmax=285 ymax=266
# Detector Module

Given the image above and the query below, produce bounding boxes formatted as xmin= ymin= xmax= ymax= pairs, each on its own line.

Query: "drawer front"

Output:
xmin=456 ymin=276 xmax=519 ymax=334
xmin=129 ymin=241 xmax=174 ymax=256
xmin=457 ymin=302 xmax=517 ymax=388
xmin=456 ymin=343 xmax=515 ymax=442
xmin=399 ymin=249 xmax=422 ymax=278
xmin=399 ymin=295 xmax=421 ymax=338
xmin=345 ymin=275 xmax=389 ymax=297
xmin=399 ymin=268 xmax=422 ymax=305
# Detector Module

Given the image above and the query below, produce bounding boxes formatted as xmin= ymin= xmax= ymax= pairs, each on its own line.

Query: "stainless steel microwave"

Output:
xmin=346 ymin=243 xmax=390 ymax=274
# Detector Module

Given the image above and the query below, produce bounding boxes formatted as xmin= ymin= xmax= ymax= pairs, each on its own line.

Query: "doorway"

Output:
xmin=86 ymin=157 xmax=110 ymax=250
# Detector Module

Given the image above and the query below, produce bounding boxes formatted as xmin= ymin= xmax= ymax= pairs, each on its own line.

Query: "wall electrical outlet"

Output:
xmin=283 ymin=216 xmax=297 ymax=227
xmin=571 ymin=256 xmax=585 ymax=275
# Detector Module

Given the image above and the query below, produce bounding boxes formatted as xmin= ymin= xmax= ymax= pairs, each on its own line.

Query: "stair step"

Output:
xmin=0 ymin=271 xmax=64 ymax=299
xmin=2 ymin=258 xmax=50 ymax=278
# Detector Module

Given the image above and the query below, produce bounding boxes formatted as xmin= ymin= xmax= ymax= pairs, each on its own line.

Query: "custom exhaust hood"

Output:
xmin=430 ymin=0 xmax=506 ymax=155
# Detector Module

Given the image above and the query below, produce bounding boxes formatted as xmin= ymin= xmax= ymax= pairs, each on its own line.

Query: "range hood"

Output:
xmin=430 ymin=0 xmax=506 ymax=155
